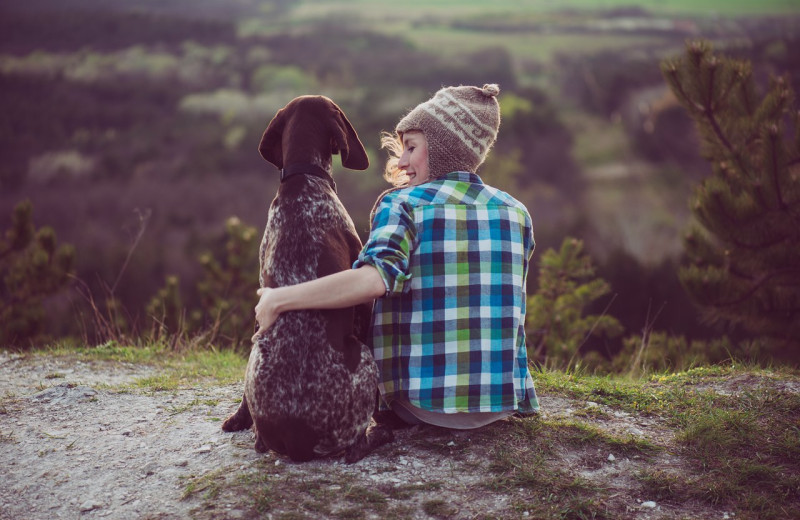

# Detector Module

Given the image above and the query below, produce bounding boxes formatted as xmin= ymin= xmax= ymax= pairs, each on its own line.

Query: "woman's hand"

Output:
xmin=252 ymin=287 xmax=280 ymax=342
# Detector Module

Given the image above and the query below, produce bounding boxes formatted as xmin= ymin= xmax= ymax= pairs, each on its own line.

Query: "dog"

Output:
xmin=221 ymin=95 xmax=392 ymax=463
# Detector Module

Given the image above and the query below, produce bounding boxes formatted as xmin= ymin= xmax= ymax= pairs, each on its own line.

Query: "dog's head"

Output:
xmin=258 ymin=95 xmax=369 ymax=171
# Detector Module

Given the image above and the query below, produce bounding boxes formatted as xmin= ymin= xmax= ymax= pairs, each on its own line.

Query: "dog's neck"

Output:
xmin=280 ymin=161 xmax=336 ymax=192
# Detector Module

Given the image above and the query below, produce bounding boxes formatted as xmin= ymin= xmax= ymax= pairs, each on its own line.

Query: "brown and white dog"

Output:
xmin=221 ymin=96 xmax=391 ymax=462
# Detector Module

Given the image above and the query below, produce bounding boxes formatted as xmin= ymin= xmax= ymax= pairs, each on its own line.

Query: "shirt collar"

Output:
xmin=438 ymin=171 xmax=483 ymax=185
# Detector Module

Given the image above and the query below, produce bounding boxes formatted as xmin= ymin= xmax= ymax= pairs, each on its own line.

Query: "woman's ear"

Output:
xmin=259 ymin=108 xmax=286 ymax=169
xmin=330 ymin=109 xmax=369 ymax=171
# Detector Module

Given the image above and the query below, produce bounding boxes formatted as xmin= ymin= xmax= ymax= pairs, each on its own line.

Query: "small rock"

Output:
xmin=79 ymin=500 xmax=102 ymax=512
xmin=120 ymin=429 xmax=133 ymax=437
xmin=194 ymin=445 xmax=212 ymax=454
xmin=141 ymin=462 xmax=158 ymax=476
xmin=175 ymin=460 xmax=189 ymax=467
xmin=641 ymin=501 xmax=657 ymax=509
xmin=446 ymin=441 xmax=456 ymax=447
xmin=607 ymin=454 xmax=616 ymax=462
xmin=586 ymin=401 xmax=599 ymax=408
xmin=274 ymin=460 xmax=281 ymax=466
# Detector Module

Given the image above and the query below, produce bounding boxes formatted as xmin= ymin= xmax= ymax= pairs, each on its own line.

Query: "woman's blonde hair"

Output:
xmin=380 ymin=130 xmax=410 ymax=187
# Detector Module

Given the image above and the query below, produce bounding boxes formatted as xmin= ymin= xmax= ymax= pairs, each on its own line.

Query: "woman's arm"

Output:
xmin=253 ymin=265 xmax=385 ymax=339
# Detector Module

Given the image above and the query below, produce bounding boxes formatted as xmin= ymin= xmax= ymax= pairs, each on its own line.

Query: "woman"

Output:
xmin=254 ymin=84 xmax=539 ymax=428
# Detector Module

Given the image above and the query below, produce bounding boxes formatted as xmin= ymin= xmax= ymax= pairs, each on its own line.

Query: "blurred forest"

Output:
xmin=1 ymin=0 xmax=799 ymax=367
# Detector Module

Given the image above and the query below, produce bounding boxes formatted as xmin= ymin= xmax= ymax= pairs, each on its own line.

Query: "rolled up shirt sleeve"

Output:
xmin=353 ymin=192 xmax=417 ymax=296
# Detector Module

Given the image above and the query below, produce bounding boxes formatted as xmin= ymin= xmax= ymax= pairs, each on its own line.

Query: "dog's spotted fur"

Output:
xmin=222 ymin=96 xmax=392 ymax=463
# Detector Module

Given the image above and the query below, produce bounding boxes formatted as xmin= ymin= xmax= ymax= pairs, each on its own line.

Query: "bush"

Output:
xmin=526 ymin=237 xmax=623 ymax=370
xmin=0 ymin=200 xmax=75 ymax=347
xmin=147 ymin=216 xmax=259 ymax=350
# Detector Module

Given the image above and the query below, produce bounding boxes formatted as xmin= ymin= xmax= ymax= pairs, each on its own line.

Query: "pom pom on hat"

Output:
xmin=481 ymin=83 xmax=500 ymax=97
xmin=396 ymin=84 xmax=501 ymax=179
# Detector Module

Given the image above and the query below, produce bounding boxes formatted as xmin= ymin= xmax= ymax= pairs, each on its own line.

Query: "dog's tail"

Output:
xmin=255 ymin=416 xmax=320 ymax=462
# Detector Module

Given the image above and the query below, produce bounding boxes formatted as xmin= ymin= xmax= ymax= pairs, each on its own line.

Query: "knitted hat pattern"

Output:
xmin=396 ymin=84 xmax=501 ymax=179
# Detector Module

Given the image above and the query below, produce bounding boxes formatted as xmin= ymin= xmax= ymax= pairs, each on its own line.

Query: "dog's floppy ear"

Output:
xmin=259 ymin=107 xmax=287 ymax=169
xmin=328 ymin=107 xmax=369 ymax=171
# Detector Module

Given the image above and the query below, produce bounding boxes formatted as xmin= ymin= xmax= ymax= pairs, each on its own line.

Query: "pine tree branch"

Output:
xmin=768 ymin=130 xmax=787 ymax=209
xmin=673 ymin=63 xmax=752 ymax=179
xmin=705 ymin=107 xmax=752 ymax=179
xmin=713 ymin=267 xmax=800 ymax=308
xmin=739 ymin=70 xmax=754 ymax=117
xmin=712 ymin=69 xmax=738 ymax=114
xmin=727 ymin=230 xmax=794 ymax=252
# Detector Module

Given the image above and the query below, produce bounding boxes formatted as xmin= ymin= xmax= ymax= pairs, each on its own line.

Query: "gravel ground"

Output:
xmin=0 ymin=351 xmax=734 ymax=519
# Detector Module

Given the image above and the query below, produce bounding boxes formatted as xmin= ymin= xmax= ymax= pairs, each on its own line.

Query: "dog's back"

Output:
xmin=246 ymin=176 xmax=376 ymax=460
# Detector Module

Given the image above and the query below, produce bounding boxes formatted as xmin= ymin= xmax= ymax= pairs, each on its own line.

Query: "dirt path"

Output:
xmin=0 ymin=351 xmax=729 ymax=519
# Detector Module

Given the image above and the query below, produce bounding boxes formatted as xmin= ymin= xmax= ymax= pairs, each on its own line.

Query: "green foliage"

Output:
xmin=662 ymin=40 xmax=800 ymax=359
xmin=145 ymin=275 xmax=184 ymax=341
xmin=526 ymin=237 xmax=623 ymax=370
xmin=147 ymin=216 xmax=259 ymax=350
xmin=0 ymin=200 xmax=75 ymax=347
xmin=250 ymin=64 xmax=318 ymax=94
xmin=614 ymin=331 xmax=738 ymax=376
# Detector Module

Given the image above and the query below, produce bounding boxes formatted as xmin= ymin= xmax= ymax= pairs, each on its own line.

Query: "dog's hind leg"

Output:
xmin=254 ymin=417 xmax=319 ymax=462
xmin=221 ymin=393 xmax=254 ymax=432
xmin=344 ymin=424 xmax=394 ymax=464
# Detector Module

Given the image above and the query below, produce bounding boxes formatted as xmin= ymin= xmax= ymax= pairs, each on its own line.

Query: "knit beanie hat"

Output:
xmin=395 ymin=84 xmax=501 ymax=179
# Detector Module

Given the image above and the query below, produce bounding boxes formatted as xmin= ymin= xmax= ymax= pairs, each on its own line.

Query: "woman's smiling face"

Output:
xmin=397 ymin=131 xmax=430 ymax=186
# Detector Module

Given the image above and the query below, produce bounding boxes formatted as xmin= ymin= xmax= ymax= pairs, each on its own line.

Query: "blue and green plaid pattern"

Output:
xmin=354 ymin=171 xmax=539 ymax=414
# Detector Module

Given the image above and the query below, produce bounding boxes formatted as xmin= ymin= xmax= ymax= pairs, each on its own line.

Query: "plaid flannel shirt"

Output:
xmin=354 ymin=171 xmax=539 ymax=414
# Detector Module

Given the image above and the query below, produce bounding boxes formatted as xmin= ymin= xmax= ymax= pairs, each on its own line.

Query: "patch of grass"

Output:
xmin=671 ymin=390 xmax=800 ymax=518
xmin=422 ymin=498 xmax=458 ymax=518
xmin=572 ymin=404 xmax=609 ymax=420
xmin=635 ymin=468 xmax=686 ymax=502
xmin=181 ymin=469 xmax=227 ymax=501
xmin=531 ymin=365 xmax=800 ymax=518
xmin=192 ymin=460 xmax=399 ymax=519
xmin=484 ymin=418 xmax=610 ymax=519
xmin=166 ymin=398 xmax=220 ymax=416
xmin=553 ymin=419 xmax=660 ymax=456
xmin=333 ymin=507 xmax=365 ymax=519
xmin=33 ymin=340 xmax=247 ymax=391
xmin=342 ymin=485 xmax=387 ymax=511
xmin=380 ymin=481 xmax=443 ymax=500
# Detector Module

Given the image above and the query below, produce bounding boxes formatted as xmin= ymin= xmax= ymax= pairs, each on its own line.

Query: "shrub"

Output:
xmin=0 ymin=200 xmax=75 ymax=347
xmin=526 ymin=237 xmax=623 ymax=370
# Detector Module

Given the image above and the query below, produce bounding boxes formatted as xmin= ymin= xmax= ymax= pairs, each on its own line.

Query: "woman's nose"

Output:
xmin=398 ymin=151 xmax=409 ymax=169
